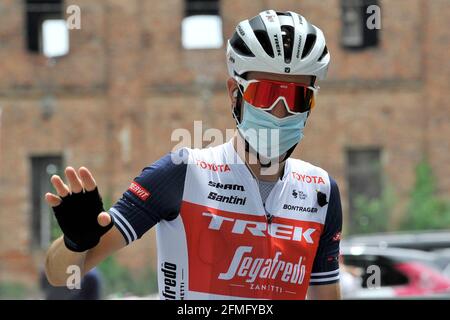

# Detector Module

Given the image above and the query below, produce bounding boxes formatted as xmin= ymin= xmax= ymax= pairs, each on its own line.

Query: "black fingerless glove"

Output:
xmin=53 ymin=188 xmax=114 ymax=252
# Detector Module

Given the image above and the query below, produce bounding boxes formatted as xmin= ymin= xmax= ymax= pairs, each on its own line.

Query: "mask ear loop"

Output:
xmin=232 ymin=83 xmax=245 ymax=124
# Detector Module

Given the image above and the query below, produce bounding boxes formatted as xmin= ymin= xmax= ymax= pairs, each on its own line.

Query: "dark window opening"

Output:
xmin=31 ymin=155 xmax=63 ymax=249
xmin=346 ymin=148 xmax=382 ymax=231
xmin=182 ymin=0 xmax=223 ymax=49
xmin=24 ymin=0 xmax=64 ymax=54
xmin=341 ymin=0 xmax=379 ymax=50
xmin=185 ymin=0 xmax=220 ymax=17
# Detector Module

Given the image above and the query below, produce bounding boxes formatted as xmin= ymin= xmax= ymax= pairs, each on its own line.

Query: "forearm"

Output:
xmin=45 ymin=236 xmax=87 ymax=286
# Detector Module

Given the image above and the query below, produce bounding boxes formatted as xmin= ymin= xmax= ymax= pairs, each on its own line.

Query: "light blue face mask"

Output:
xmin=236 ymin=101 xmax=309 ymax=160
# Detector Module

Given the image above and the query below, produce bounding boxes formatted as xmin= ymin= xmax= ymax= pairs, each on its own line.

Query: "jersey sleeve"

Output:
xmin=309 ymin=176 xmax=343 ymax=286
xmin=108 ymin=150 xmax=188 ymax=245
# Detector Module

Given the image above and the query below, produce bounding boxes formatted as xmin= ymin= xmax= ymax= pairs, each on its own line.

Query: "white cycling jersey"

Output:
xmin=109 ymin=140 xmax=342 ymax=300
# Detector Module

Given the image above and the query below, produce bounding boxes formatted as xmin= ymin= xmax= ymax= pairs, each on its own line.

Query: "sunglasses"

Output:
xmin=235 ymin=76 xmax=319 ymax=115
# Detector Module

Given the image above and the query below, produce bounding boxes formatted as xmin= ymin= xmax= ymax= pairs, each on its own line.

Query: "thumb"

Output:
xmin=97 ymin=211 xmax=112 ymax=227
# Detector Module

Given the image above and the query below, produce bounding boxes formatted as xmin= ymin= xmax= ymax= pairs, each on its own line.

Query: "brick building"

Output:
xmin=0 ymin=0 xmax=448 ymax=292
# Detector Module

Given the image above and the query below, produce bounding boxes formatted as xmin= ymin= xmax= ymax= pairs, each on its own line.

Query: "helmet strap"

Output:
xmin=232 ymin=87 xmax=243 ymax=124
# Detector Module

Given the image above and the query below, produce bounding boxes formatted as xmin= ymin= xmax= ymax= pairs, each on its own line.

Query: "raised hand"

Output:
xmin=45 ymin=166 xmax=114 ymax=252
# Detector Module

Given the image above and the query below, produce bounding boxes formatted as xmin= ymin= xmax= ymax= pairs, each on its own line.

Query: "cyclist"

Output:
xmin=45 ymin=10 xmax=342 ymax=300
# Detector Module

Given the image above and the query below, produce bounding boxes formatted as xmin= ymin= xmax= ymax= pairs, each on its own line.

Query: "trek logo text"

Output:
xmin=202 ymin=212 xmax=316 ymax=243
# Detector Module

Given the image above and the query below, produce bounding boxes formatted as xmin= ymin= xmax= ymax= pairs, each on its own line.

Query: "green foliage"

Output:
xmin=351 ymin=184 xmax=395 ymax=235
xmin=350 ymin=159 xmax=450 ymax=234
xmin=50 ymin=213 xmax=63 ymax=241
xmin=98 ymin=256 xmax=158 ymax=298
xmin=0 ymin=282 xmax=28 ymax=299
xmin=102 ymin=194 xmax=113 ymax=212
xmin=401 ymin=160 xmax=450 ymax=230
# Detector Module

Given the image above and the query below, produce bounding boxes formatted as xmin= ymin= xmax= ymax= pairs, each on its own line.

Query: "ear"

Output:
xmin=226 ymin=78 xmax=239 ymax=107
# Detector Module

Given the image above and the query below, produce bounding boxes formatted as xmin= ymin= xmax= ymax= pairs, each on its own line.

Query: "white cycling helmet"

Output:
xmin=226 ymin=10 xmax=330 ymax=80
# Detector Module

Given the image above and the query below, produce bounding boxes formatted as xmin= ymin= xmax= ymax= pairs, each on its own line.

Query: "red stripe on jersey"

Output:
xmin=180 ymin=201 xmax=323 ymax=299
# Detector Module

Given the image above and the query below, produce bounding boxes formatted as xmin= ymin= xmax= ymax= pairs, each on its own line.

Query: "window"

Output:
xmin=346 ymin=148 xmax=382 ymax=226
xmin=24 ymin=0 xmax=69 ymax=57
xmin=341 ymin=0 xmax=379 ymax=49
xmin=182 ymin=0 xmax=223 ymax=49
xmin=30 ymin=155 xmax=63 ymax=249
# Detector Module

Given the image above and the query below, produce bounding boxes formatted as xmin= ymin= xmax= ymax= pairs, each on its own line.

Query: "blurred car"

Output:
xmin=343 ymin=230 xmax=450 ymax=252
xmin=431 ymin=248 xmax=450 ymax=279
xmin=340 ymin=245 xmax=450 ymax=299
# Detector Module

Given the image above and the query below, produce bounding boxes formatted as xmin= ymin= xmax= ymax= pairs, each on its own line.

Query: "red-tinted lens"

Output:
xmin=242 ymin=80 xmax=315 ymax=113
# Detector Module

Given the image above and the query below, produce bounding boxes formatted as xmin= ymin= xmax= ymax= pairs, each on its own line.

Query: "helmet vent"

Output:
xmin=249 ymin=15 xmax=274 ymax=58
xmin=254 ymin=31 xmax=274 ymax=58
xmin=318 ymin=45 xmax=328 ymax=62
xmin=281 ymin=25 xmax=294 ymax=63
xmin=301 ymin=34 xmax=316 ymax=59
xmin=230 ymin=32 xmax=255 ymax=57
xmin=276 ymin=11 xmax=290 ymax=16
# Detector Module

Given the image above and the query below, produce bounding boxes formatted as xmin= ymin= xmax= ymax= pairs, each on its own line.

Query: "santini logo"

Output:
xmin=208 ymin=192 xmax=246 ymax=206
